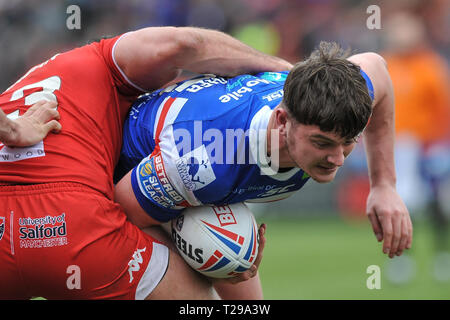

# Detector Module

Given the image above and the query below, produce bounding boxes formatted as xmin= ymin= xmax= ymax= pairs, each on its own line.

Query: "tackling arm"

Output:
xmin=114 ymin=170 xmax=162 ymax=229
xmin=114 ymin=26 xmax=293 ymax=91
xmin=0 ymin=100 xmax=61 ymax=147
xmin=348 ymin=53 xmax=413 ymax=258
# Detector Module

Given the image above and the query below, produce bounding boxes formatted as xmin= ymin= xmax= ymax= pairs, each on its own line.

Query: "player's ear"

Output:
xmin=274 ymin=106 xmax=289 ymax=135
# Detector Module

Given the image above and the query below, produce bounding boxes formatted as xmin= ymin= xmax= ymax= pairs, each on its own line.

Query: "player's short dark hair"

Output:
xmin=282 ymin=41 xmax=373 ymax=140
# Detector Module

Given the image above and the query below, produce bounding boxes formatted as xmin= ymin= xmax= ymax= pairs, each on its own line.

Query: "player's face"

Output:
xmin=283 ymin=121 xmax=357 ymax=183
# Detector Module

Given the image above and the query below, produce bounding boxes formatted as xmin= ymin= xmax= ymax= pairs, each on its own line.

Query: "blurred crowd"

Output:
xmin=1 ymin=0 xmax=450 ymax=278
xmin=1 ymin=0 xmax=449 ymax=90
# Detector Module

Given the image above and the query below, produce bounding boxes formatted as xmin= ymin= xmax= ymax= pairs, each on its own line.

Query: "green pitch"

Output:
xmin=259 ymin=216 xmax=450 ymax=299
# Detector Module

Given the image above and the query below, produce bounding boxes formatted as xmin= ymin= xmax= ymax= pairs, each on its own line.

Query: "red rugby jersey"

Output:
xmin=0 ymin=35 xmax=143 ymax=199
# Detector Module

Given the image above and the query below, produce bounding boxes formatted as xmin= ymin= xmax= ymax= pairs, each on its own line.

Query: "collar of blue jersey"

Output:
xmin=249 ymin=105 xmax=300 ymax=181
xmin=355 ymin=69 xmax=375 ymax=139
xmin=359 ymin=69 xmax=375 ymax=100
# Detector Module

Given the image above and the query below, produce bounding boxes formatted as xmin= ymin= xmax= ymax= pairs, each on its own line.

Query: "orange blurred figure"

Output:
xmin=382 ymin=12 xmax=450 ymax=145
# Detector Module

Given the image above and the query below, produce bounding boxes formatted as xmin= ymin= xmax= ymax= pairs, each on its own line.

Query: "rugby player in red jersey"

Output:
xmin=0 ymin=26 xmax=292 ymax=299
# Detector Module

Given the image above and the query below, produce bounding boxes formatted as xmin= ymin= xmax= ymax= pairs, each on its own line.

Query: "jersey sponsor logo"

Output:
xmin=233 ymin=181 xmax=302 ymax=197
xmin=161 ymin=75 xmax=227 ymax=95
xmin=18 ymin=212 xmax=68 ymax=249
xmin=262 ymin=89 xmax=284 ymax=102
xmin=175 ymin=158 xmax=196 ymax=191
xmin=0 ymin=217 xmax=5 ymax=241
xmin=219 ymin=77 xmax=272 ymax=103
xmin=176 ymin=145 xmax=216 ymax=191
xmin=153 ymin=153 xmax=184 ymax=203
xmin=139 ymin=161 xmax=153 ymax=177
xmin=213 ymin=206 xmax=237 ymax=227
xmin=2 ymin=75 xmax=61 ymax=162
xmin=184 ymin=76 xmax=228 ymax=93
xmin=257 ymin=184 xmax=296 ymax=198
xmin=232 ymin=185 xmax=267 ymax=195
xmin=0 ymin=143 xmax=45 ymax=162
xmin=137 ymin=151 xmax=185 ymax=209
xmin=128 ymin=247 xmax=146 ymax=283
xmin=129 ymin=95 xmax=155 ymax=120
xmin=258 ymin=72 xmax=287 ymax=82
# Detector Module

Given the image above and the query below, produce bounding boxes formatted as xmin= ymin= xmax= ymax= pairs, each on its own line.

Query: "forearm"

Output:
xmin=179 ymin=27 xmax=293 ymax=76
xmin=114 ymin=170 xmax=164 ymax=229
xmin=116 ymin=26 xmax=293 ymax=91
xmin=348 ymin=53 xmax=397 ymax=189
xmin=363 ymin=78 xmax=396 ymax=189
xmin=214 ymin=273 xmax=263 ymax=300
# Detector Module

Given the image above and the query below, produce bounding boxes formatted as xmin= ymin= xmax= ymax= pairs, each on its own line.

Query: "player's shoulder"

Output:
xmin=178 ymin=72 xmax=287 ymax=118
xmin=126 ymin=71 xmax=287 ymax=137
xmin=253 ymin=71 xmax=289 ymax=82
xmin=31 ymin=36 xmax=121 ymax=81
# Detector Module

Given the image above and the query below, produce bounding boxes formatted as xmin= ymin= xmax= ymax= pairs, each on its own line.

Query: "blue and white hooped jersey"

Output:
xmin=115 ymin=70 xmax=374 ymax=222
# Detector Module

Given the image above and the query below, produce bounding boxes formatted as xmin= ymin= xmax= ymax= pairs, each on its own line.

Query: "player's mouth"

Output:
xmin=316 ymin=164 xmax=338 ymax=173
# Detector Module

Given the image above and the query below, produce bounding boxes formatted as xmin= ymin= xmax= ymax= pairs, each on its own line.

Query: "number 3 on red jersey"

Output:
xmin=10 ymin=76 xmax=61 ymax=106
xmin=0 ymin=56 xmax=62 ymax=162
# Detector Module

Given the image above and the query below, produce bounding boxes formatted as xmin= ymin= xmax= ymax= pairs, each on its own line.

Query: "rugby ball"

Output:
xmin=171 ymin=203 xmax=259 ymax=278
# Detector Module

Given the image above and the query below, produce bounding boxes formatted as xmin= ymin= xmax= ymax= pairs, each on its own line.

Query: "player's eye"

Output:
xmin=344 ymin=139 xmax=355 ymax=146
xmin=312 ymin=140 xmax=331 ymax=149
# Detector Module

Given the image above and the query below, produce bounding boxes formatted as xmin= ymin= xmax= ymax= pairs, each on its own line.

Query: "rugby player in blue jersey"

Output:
xmin=112 ymin=41 xmax=413 ymax=299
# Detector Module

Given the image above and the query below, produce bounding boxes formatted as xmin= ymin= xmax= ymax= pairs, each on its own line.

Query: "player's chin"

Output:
xmin=309 ymin=166 xmax=338 ymax=183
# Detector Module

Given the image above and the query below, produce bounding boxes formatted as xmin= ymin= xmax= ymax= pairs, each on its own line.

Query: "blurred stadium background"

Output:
xmin=2 ymin=0 xmax=449 ymax=299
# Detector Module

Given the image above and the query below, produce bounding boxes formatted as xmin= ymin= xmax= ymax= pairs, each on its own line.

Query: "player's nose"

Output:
xmin=326 ymin=147 xmax=345 ymax=167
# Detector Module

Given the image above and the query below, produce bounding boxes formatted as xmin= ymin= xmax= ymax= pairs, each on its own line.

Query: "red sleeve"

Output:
xmin=98 ymin=34 xmax=146 ymax=97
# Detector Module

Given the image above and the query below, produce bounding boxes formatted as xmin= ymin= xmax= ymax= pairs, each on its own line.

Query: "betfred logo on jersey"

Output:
xmin=154 ymin=153 xmax=184 ymax=203
xmin=137 ymin=151 xmax=185 ymax=209
xmin=213 ymin=206 xmax=237 ymax=227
